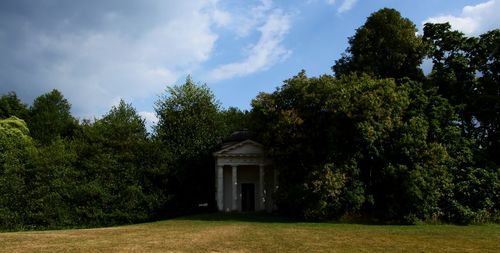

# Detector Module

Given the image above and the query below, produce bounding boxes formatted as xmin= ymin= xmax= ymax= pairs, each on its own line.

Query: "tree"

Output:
xmin=251 ymin=72 xmax=470 ymax=223
xmin=251 ymin=72 xmax=366 ymax=220
xmin=0 ymin=92 xmax=29 ymax=120
xmin=333 ymin=8 xmax=425 ymax=80
xmin=28 ymin=89 xmax=77 ymax=145
xmin=219 ymin=107 xmax=250 ymax=137
xmin=72 ymin=100 xmax=151 ymax=225
xmin=155 ymin=76 xmax=222 ymax=158
xmin=422 ymin=24 xmax=500 ymax=223
xmin=26 ymin=138 xmax=77 ymax=227
xmin=154 ymin=76 xmax=224 ymax=212
xmin=423 ymin=23 xmax=477 ymax=135
xmin=423 ymin=23 xmax=500 ymax=164
xmin=0 ymin=117 xmax=35 ymax=229
xmin=470 ymin=29 xmax=500 ymax=164
xmin=94 ymin=99 xmax=150 ymax=222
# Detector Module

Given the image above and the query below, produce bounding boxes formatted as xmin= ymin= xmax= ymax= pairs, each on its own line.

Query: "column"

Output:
xmin=217 ymin=165 xmax=224 ymax=211
xmin=259 ymin=164 xmax=265 ymax=210
xmin=231 ymin=165 xmax=238 ymax=211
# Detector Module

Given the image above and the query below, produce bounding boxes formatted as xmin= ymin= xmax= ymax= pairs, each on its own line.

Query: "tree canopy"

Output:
xmin=0 ymin=92 xmax=29 ymax=120
xmin=28 ymin=89 xmax=77 ymax=145
xmin=333 ymin=8 xmax=426 ymax=80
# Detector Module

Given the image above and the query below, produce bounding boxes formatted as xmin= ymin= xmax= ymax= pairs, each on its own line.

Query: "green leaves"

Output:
xmin=251 ymin=71 xmax=470 ymax=222
xmin=154 ymin=76 xmax=225 ymax=212
xmin=333 ymin=8 xmax=425 ymax=80
xmin=28 ymin=89 xmax=77 ymax=145
xmin=155 ymin=76 xmax=222 ymax=159
xmin=0 ymin=92 xmax=29 ymax=120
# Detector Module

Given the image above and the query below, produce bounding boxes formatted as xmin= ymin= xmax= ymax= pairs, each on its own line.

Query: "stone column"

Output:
xmin=259 ymin=164 xmax=265 ymax=210
xmin=231 ymin=165 xmax=238 ymax=211
xmin=216 ymin=165 xmax=224 ymax=211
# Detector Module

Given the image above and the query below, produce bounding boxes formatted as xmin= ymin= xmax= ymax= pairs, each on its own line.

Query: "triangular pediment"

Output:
xmin=214 ymin=140 xmax=264 ymax=156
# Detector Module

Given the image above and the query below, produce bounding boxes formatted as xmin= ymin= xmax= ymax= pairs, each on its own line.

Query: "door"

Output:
xmin=241 ymin=183 xmax=255 ymax=212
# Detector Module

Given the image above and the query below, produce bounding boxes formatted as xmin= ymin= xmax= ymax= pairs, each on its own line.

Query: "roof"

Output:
xmin=213 ymin=139 xmax=264 ymax=157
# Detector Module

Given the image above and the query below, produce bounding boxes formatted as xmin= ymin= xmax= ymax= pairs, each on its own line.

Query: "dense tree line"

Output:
xmin=0 ymin=8 xmax=498 ymax=229
xmin=252 ymin=8 xmax=498 ymax=224
xmin=0 ymin=79 xmax=246 ymax=230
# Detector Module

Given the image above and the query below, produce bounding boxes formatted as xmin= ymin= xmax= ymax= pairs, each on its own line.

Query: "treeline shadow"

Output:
xmin=173 ymin=212 xmax=425 ymax=226
xmin=174 ymin=212 xmax=299 ymax=224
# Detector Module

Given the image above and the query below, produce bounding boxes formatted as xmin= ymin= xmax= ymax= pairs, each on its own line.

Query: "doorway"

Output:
xmin=241 ymin=183 xmax=255 ymax=212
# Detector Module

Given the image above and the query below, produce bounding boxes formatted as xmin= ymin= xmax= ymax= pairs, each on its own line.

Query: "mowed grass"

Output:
xmin=0 ymin=213 xmax=499 ymax=253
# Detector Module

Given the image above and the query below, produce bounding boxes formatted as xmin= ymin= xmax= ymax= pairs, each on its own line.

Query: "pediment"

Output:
xmin=214 ymin=140 xmax=264 ymax=157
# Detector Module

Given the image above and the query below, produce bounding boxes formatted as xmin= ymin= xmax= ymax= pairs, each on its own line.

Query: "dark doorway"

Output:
xmin=241 ymin=183 xmax=255 ymax=212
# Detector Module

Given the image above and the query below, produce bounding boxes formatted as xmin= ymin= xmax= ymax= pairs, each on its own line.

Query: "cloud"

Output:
xmin=0 ymin=0 xmax=223 ymax=118
xmin=206 ymin=4 xmax=291 ymax=81
xmin=221 ymin=0 xmax=274 ymax=38
xmin=138 ymin=111 xmax=158 ymax=132
xmin=423 ymin=0 xmax=500 ymax=35
xmin=338 ymin=0 xmax=358 ymax=13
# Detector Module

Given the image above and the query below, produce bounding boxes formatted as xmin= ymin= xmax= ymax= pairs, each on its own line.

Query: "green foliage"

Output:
xmin=333 ymin=8 xmax=425 ymax=80
xmin=26 ymin=139 xmax=77 ymax=228
xmin=251 ymin=72 xmax=478 ymax=223
xmin=155 ymin=76 xmax=222 ymax=159
xmin=155 ymin=76 xmax=224 ymax=212
xmin=72 ymin=100 xmax=151 ymax=225
xmin=28 ymin=89 xmax=78 ymax=145
xmin=423 ymin=23 xmax=500 ymax=165
xmin=0 ymin=92 xmax=29 ymax=120
xmin=219 ymin=107 xmax=250 ymax=137
xmin=421 ymin=25 xmax=500 ymax=223
xmin=0 ymin=117 xmax=35 ymax=229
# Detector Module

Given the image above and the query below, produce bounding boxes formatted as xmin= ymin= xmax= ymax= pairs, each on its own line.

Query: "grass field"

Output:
xmin=0 ymin=213 xmax=499 ymax=253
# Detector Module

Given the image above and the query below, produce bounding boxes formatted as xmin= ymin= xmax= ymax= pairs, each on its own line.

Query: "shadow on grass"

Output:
xmin=174 ymin=212 xmax=298 ymax=224
xmin=173 ymin=212 xmax=425 ymax=226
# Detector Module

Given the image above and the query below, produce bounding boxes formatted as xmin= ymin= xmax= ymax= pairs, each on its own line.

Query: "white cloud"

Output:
xmin=423 ymin=0 xmax=500 ymax=35
xmin=228 ymin=0 xmax=274 ymax=38
xmin=206 ymin=9 xmax=291 ymax=81
xmin=0 ymin=0 xmax=294 ymax=118
xmin=0 ymin=1 xmax=222 ymax=119
xmin=138 ymin=111 xmax=158 ymax=129
xmin=325 ymin=0 xmax=336 ymax=5
xmin=338 ymin=0 xmax=358 ymax=13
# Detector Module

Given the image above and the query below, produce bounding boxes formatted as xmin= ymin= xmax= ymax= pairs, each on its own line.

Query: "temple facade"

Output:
xmin=213 ymin=133 xmax=277 ymax=212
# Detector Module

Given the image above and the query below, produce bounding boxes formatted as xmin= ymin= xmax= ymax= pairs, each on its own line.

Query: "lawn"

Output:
xmin=0 ymin=213 xmax=498 ymax=253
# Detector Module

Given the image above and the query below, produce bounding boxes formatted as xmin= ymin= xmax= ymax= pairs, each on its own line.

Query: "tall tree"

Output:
xmin=471 ymin=29 xmax=500 ymax=163
xmin=0 ymin=117 xmax=35 ymax=229
xmin=28 ymin=89 xmax=77 ymax=145
xmin=423 ymin=23 xmax=477 ymax=137
xmin=0 ymin=92 xmax=29 ymax=120
xmin=155 ymin=76 xmax=224 ymax=212
xmin=72 ymin=100 xmax=151 ymax=224
xmin=333 ymin=8 xmax=425 ymax=80
xmin=423 ymin=23 xmax=500 ymax=164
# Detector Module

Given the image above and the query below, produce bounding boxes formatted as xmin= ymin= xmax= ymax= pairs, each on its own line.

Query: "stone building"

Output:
xmin=213 ymin=131 xmax=277 ymax=212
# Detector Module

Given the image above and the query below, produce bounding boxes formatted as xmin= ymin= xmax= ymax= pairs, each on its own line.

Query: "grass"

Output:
xmin=0 ymin=213 xmax=499 ymax=253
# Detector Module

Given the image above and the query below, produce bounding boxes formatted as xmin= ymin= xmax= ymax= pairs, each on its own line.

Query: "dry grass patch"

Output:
xmin=0 ymin=214 xmax=499 ymax=252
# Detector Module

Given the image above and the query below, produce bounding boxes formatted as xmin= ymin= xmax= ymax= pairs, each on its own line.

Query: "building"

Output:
xmin=213 ymin=131 xmax=277 ymax=212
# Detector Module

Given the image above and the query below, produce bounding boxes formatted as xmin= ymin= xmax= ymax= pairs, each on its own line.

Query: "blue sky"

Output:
xmin=1 ymin=0 xmax=499 ymax=127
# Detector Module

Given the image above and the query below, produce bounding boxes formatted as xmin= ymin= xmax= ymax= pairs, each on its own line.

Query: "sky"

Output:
xmin=1 ymin=0 xmax=499 ymax=127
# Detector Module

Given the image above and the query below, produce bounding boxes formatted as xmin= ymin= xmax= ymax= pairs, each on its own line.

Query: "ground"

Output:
xmin=0 ymin=213 xmax=499 ymax=252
